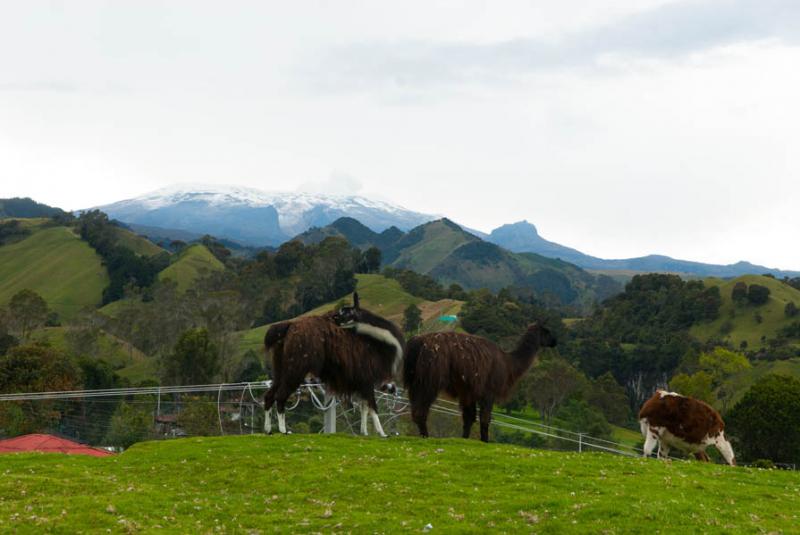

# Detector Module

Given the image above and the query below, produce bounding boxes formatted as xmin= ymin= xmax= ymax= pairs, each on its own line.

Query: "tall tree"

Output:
xmin=8 ymin=289 xmax=48 ymax=340
xmin=403 ymin=304 xmax=423 ymax=334
xmin=162 ymin=328 xmax=220 ymax=385
xmin=728 ymin=374 xmax=800 ymax=464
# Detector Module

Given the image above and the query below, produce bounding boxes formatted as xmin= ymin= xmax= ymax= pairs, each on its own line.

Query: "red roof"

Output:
xmin=0 ymin=434 xmax=114 ymax=457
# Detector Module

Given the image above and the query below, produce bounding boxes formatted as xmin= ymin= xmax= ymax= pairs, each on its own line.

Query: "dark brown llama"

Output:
xmin=264 ymin=293 xmax=405 ymax=436
xmin=403 ymin=324 xmax=555 ymax=442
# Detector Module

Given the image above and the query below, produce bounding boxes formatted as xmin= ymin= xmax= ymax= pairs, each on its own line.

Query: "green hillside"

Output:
xmin=28 ymin=324 xmax=157 ymax=384
xmin=0 ymin=226 xmax=108 ymax=320
xmin=1 ymin=435 xmax=797 ymax=533
xmin=691 ymin=275 xmax=800 ymax=350
xmin=113 ymin=227 xmax=167 ymax=257
xmin=385 ymin=218 xmax=479 ymax=274
xmin=157 ymin=244 xmax=225 ymax=292
xmin=236 ymin=273 xmax=464 ymax=358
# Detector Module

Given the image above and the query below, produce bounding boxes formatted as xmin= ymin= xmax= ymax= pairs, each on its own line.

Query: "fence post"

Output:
xmin=323 ymin=393 xmax=337 ymax=434
xmin=578 ymin=432 xmax=584 ymax=453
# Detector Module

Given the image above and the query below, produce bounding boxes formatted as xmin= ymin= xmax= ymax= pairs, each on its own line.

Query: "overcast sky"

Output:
xmin=1 ymin=1 xmax=799 ymax=270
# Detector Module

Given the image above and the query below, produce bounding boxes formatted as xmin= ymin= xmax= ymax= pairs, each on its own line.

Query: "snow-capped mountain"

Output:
xmin=95 ymin=184 xmax=436 ymax=246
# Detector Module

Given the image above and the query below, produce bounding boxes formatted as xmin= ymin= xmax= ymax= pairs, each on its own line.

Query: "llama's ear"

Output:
xmin=353 ymin=292 xmax=360 ymax=309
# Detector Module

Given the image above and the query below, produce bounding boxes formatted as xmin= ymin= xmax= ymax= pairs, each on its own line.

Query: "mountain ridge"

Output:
xmin=487 ymin=220 xmax=800 ymax=278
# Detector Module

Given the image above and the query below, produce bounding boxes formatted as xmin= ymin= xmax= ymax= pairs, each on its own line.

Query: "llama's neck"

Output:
xmin=506 ymin=330 xmax=542 ymax=381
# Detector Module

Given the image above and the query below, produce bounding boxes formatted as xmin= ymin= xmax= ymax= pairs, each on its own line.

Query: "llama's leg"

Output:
xmin=461 ymin=401 xmax=477 ymax=439
xmin=360 ymin=400 xmax=369 ymax=436
xmin=274 ymin=374 xmax=303 ymax=434
xmin=263 ymin=388 xmax=275 ymax=434
xmin=411 ymin=396 xmax=434 ymax=438
xmin=478 ymin=400 xmax=494 ymax=443
xmin=365 ymin=393 xmax=387 ymax=438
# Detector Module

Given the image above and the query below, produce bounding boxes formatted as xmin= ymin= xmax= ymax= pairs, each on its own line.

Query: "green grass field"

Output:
xmin=0 ymin=226 xmax=108 ymax=320
xmin=235 ymin=274 xmax=464 ymax=359
xmin=157 ymin=244 xmax=224 ymax=292
xmin=0 ymin=434 xmax=797 ymax=533
xmin=691 ymin=275 xmax=800 ymax=350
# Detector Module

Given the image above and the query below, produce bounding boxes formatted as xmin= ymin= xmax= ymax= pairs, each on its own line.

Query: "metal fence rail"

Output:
xmin=0 ymin=381 xmax=654 ymax=457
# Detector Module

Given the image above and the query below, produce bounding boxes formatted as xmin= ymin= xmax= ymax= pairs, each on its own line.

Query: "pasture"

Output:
xmin=0 ymin=434 xmax=798 ymax=533
xmin=0 ymin=226 xmax=107 ymax=320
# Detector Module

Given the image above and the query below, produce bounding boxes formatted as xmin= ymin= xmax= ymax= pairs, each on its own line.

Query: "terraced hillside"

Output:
xmin=1 ymin=435 xmax=797 ymax=533
xmin=157 ymin=244 xmax=225 ymax=292
xmin=0 ymin=226 xmax=107 ymax=320
xmin=691 ymin=275 xmax=800 ymax=350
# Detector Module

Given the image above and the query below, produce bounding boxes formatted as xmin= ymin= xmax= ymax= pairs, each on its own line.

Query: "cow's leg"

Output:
xmin=694 ymin=450 xmax=710 ymax=462
xmin=714 ymin=433 xmax=736 ymax=466
xmin=461 ymin=400 xmax=477 ymax=439
xmin=657 ymin=442 xmax=671 ymax=460
xmin=478 ymin=399 xmax=494 ymax=443
xmin=642 ymin=430 xmax=658 ymax=458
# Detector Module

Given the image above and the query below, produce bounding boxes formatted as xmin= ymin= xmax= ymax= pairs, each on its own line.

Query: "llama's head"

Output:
xmin=528 ymin=322 xmax=557 ymax=349
xmin=333 ymin=292 xmax=361 ymax=329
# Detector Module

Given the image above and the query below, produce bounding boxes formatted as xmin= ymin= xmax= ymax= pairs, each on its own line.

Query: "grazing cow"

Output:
xmin=639 ymin=390 xmax=735 ymax=466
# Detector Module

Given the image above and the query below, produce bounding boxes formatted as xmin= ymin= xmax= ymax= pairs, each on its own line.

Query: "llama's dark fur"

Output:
xmin=404 ymin=323 xmax=555 ymax=442
xmin=263 ymin=304 xmax=404 ymax=435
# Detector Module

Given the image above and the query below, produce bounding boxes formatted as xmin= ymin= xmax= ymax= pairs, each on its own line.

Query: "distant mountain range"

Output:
xmin=486 ymin=221 xmax=800 ymax=279
xmin=294 ymin=216 xmax=622 ymax=310
xmin=19 ymin=184 xmax=787 ymax=280
xmin=94 ymin=184 xmax=434 ymax=246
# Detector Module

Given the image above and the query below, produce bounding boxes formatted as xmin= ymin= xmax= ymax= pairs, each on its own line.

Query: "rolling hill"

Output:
xmin=157 ymin=244 xmax=225 ymax=292
xmin=1 ymin=435 xmax=796 ymax=533
xmin=690 ymin=275 xmax=800 ymax=350
xmin=0 ymin=226 xmax=108 ymax=320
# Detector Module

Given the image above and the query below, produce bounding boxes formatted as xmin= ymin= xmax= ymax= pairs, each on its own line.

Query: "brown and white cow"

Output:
xmin=638 ymin=390 xmax=735 ymax=466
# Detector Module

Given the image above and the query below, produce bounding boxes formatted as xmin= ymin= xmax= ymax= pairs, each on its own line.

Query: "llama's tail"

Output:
xmin=264 ymin=321 xmax=292 ymax=353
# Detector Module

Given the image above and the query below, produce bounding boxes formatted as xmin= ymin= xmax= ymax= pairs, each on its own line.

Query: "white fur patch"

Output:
xmin=370 ymin=407 xmax=387 ymax=438
xmin=658 ymin=390 xmax=682 ymax=398
xmin=277 ymin=412 xmax=287 ymax=434
xmin=354 ymin=322 xmax=404 ymax=375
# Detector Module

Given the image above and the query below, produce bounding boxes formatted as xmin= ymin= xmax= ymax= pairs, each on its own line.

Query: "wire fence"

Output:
xmin=0 ymin=381 xmax=656 ymax=458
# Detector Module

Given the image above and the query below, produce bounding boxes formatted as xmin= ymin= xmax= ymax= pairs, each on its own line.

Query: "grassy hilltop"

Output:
xmin=0 ymin=434 xmax=798 ymax=533
xmin=691 ymin=275 xmax=800 ymax=350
